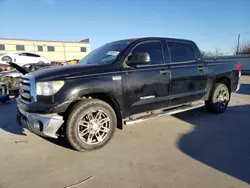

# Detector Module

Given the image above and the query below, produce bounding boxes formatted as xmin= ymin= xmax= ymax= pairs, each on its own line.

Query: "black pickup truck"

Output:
xmin=16 ymin=37 xmax=242 ymax=151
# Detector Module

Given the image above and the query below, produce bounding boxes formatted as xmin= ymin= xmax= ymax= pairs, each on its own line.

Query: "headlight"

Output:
xmin=36 ymin=81 xmax=64 ymax=96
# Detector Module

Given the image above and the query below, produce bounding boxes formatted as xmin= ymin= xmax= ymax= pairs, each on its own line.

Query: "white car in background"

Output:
xmin=0 ymin=52 xmax=51 ymax=66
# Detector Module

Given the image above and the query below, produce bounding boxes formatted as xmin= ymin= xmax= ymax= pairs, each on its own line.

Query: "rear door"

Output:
xmin=122 ymin=40 xmax=171 ymax=116
xmin=167 ymin=41 xmax=207 ymax=106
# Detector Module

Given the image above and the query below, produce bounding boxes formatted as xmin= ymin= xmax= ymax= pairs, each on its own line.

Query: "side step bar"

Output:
xmin=124 ymin=102 xmax=205 ymax=126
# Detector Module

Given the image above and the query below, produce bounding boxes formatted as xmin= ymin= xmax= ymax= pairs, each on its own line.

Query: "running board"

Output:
xmin=124 ymin=102 xmax=205 ymax=126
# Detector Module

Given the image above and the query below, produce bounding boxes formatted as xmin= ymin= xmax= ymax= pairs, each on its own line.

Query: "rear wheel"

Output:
xmin=66 ymin=99 xmax=117 ymax=151
xmin=205 ymin=83 xmax=230 ymax=114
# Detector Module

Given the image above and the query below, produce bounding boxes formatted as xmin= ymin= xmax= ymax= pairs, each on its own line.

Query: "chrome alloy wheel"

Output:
xmin=77 ymin=110 xmax=110 ymax=145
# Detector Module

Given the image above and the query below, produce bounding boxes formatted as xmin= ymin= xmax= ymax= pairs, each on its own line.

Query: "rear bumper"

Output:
xmin=236 ymin=83 xmax=241 ymax=92
xmin=235 ymin=71 xmax=241 ymax=92
xmin=17 ymin=107 xmax=64 ymax=138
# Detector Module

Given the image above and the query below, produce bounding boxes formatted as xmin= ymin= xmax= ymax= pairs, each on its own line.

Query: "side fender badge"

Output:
xmin=140 ymin=95 xmax=155 ymax=100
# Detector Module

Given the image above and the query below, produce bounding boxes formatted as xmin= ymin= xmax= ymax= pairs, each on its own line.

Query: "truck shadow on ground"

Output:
xmin=0 ymin=99 xmax=26 ymax=136
xmin=41 ymin=136 xmax=75 ymax=151
xmin=175 ymin=104 xmax=250 ymax=184
xmin=236 ymin=84 xmax=250 ymax=95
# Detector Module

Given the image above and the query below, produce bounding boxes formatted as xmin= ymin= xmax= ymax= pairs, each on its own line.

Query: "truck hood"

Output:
xmin=7 ymin=62 xmax=115 ymax=81
xmin=28 ymin=64 xmax=107 ymax=81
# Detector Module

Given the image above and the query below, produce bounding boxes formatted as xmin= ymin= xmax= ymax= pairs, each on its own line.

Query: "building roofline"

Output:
xmin=0 ymin=38 xmax=90 ymax=44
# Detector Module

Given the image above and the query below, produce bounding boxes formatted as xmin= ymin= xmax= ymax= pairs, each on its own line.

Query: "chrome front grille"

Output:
xmin=19 ymin=76 xmax=36 ymax=104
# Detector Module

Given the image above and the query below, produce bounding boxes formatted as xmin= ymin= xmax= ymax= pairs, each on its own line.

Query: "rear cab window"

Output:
xmin=167 ymin=41 xmax=196 ymax=63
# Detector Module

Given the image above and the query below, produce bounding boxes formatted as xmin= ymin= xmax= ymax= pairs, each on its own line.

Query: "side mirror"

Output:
xmin=127 ymin=52 xmax=150 ymax=66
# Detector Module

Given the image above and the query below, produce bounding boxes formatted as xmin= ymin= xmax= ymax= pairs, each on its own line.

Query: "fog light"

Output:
xmin=34 ymin=120 xmax=43 ymax=132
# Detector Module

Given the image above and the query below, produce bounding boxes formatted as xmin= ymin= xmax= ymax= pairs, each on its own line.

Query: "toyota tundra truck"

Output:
xmin=16 ymin=37 xmax=241 ymax=151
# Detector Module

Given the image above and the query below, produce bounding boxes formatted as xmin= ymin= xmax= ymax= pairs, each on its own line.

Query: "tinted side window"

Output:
xmin=132 ymin=41 xmax=163 ymax=64
xmin=168 ymin=42 xmax=195 ymax=63
xmin=26 ymin=53 xmax=40 ymax=57
xmin=16 ymin=45 xmax=25 ymax=51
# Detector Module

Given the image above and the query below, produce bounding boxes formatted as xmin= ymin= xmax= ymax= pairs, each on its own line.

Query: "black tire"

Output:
xmin=66 ymin=99 xmax=117 ymax=151
xmin=205 ymin=83 xmax=230 ymax=114
xmin=2 ymin=56 xmax=12 ymax=63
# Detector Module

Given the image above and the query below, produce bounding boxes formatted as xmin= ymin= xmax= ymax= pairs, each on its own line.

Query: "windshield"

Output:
xmin=78 ymin=41 xmax=131 ymax=65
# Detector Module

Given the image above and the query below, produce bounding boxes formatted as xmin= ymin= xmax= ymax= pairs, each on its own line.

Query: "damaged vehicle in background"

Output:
xmin=16 ymin=37 xmax=241 ymax=152
xmin=1 ymin=62 xmax=54 ymax=95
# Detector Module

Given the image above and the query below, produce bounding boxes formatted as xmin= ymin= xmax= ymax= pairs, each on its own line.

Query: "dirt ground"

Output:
xmin=0 ymin=76 xmax=250 ymax=188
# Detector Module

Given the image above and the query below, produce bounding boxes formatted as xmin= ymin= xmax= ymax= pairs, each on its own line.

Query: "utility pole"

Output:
xmin=63 ymin=43 xmax=66 ymax=61
xmin=236 ymin=34 xmax=240 ymax=55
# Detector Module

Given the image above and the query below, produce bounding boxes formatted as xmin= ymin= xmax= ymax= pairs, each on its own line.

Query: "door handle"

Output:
xmin=160 ymin=69 xmax=169 ymax=75
xmin=197 ymin=66 xmax=204 ymax=71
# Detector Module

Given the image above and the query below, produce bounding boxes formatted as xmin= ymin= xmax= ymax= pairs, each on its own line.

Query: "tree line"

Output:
xmin=201 ymin=41 xmax=250 ymax=56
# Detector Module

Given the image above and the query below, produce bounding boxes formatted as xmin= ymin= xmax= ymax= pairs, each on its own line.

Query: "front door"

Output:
xmin=167 ymin=41 xmax=207 ymax=106
xmin=17 ymin=53 xmax=33 ymax=64
xmin=122 ymin=40 xmax=171 ymax=116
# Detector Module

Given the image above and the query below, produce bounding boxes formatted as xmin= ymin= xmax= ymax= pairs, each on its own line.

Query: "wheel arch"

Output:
xmin=65 ymin=92 xmax=123 ymax=129
xmin=215 ymin=77 xmax=231 ymax=92
xmin=2 ymin=55 xmax=13 ymax=62
xmin=205 ymin=76 xmax=231 ymax=101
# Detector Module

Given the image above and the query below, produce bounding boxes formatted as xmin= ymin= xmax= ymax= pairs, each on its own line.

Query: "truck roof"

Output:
xmin=113 ymin=37 xmax=194 ymax=44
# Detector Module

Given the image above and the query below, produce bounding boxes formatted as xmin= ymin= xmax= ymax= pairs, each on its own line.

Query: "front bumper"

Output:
xmin=17 ymin=107 xmax=64 ymax=138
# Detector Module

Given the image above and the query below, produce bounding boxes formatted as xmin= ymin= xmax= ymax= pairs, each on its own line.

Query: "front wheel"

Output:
xmin=2 ymin=56 xmax=12 ymax=63
xmin=205 ymin=83 xmax=230 ymax=114
xmin=66 ymin=99 xmax=117 ymax=151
